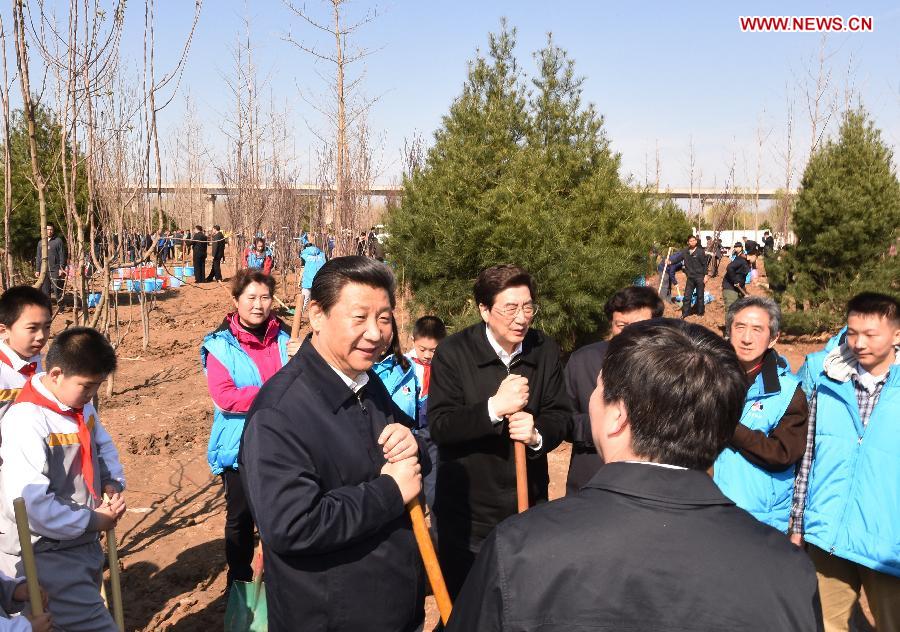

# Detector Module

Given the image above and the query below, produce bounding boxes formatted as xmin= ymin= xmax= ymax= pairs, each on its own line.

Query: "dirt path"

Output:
xmin=82 ymin=263 xmax=855 ymax=630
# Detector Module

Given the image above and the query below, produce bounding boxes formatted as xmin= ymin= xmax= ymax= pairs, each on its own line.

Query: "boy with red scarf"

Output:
xmin=404 ymin=316 xmax=446 ymax=512
xmin=0 ymin=327 xmax=125 ymax=632
xmin=0 ymin=287 xmax=52 ymax=421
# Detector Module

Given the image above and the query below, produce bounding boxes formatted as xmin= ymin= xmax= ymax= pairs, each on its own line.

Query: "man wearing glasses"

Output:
xmin=429 ymin=264 xmax=572 ymax=600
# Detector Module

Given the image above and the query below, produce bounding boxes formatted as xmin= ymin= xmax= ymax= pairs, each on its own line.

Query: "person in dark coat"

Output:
xmin=679 ymin=234 xmax=709 ymax=317
xmin=206 ymin=225 xmax=226 ymax=282
xmin=564 ymin=286 xmax=664 ymax=494
xmin=239 ymin=256 xmax=428 ymax=632
xmin=447 ymin=319 xmax=823 ymax=632
xmin=429 ymin=264 xmax=572 ymax=599
xmin=722 ymin=242 xmax=757 ymax=310
xmin=34 ymin=224 xmax=67 ymax=301
xmin=191 ymin=225 xmax=207 ymax=283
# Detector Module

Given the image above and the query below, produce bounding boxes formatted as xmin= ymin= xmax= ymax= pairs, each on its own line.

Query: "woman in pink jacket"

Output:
xmin=201 ymin=270 xmax=292 ymax=587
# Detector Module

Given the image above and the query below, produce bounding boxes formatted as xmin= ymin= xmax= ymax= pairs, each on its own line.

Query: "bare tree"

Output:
xmin=283 ymin=0 xmax=381 ymax=255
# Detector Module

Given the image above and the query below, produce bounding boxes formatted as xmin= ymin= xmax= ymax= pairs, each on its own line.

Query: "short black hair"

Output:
xmin=603 ymin=286 xmax=665 ymax=322
xmin=601 ymin=319 xmax=745 ymax=470
xmin=195 ymin=225 xmax=203 ymax=231
xmin=473 ymin=265 xmax=536 ymax=308
xmin=310 ymin=256 xmax=396 ymax=315
xmin=46 ymin=327 xmax=117 ymax=377
xmin=213 ymin=225 xmax=221 ymax=231
xmin=230 ymin=269 xmax=275 ymax=299
xmin=413 ymin=316 xmax=446 ymax=340
xmin=846 ymin=292 xmax=899 ymax=326
xmin=0 ymin=286 xmax=52 ymax=326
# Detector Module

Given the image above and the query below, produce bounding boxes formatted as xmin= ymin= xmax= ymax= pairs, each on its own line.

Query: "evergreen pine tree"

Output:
xmin=773 ymin=107 xmax=900 ymax=327
xmin=387 ymin=26 xmax=690 ymax=349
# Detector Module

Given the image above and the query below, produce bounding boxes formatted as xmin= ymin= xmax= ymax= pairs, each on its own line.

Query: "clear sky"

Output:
xmin=10 ymin=1 xmax=900 ymax=190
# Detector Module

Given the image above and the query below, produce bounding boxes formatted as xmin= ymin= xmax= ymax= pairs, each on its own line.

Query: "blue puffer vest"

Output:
xmin=714 ymin=352 xmax=800 ymax=532
xmin=803 ymin=358 xmax=900 ymax=577
xmin=372 ymin=354 xmax=419 ymax=425
xmin=201 ymin=321 xmax=290 ymax=475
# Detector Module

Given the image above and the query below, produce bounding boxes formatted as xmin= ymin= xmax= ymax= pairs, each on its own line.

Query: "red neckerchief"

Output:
xmin=0 ymin=348 xmax=37 ymax=377
xmin=16 ymin=378 xmax=97 ymax=500
xmin=411 ymin=357 xmax=431 ymax=397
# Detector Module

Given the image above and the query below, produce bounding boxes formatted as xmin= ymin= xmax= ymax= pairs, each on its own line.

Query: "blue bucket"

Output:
xmin=87 ymin=293 xmax=102 ymax=308
xmin=112 ymin=279 xmax=122 ymax=291
xmin=185 ymin=265 xmax=195 ymax=277
xmin=169 ymin=275 xmax=183 ymax=288
xmin=142 ymin=279 xmax=158 ymax=293
xmin=173 ymin=266 xmax=184 ymax=279
xmin=126 ymin=280 xmax=139 ymax=292
xmin=157 ymin=266 xmax=166 ymax=277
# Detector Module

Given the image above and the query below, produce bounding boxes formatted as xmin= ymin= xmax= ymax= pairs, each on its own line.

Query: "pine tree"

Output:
xmin=772 ymin=107 xmax=900 ymax=328
xmin=387 ymin=26 xmax=691 ymax=349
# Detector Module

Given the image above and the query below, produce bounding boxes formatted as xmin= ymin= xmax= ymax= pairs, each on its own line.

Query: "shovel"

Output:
xmin=224 ymin=547 xmax=267 ymax=632
xmin=12 ymin=498 xmax=43 ymax=617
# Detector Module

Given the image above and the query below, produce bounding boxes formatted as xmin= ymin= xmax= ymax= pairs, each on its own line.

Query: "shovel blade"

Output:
xmin=224 ymin=579 xmax=267 ymax=632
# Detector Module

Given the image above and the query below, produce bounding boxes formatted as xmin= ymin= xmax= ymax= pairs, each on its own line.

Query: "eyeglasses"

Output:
xmin=492 ymin=302 xmax=539 ymax=319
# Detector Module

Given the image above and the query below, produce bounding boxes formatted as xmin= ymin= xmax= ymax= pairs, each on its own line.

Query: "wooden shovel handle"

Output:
xmin=12 ymin=498 xmax=42 ymax=616
xmin=290 ymin=292 xmax=303 ymax=339
xmin=515 ymin=441 xmax=528 ymax=513
xmin=406 ymin=500 xmax=452 ymax=625
xmin=106 ymin=526 xmax=124 ymax=632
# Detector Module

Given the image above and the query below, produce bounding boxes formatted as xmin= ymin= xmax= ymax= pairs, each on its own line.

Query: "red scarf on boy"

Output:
xmin=411 ymin=357 xmax=431 ymax=397
xmin=0 ymin=349 xmax=37 ymax=377
xmin=16 ymin=377 xmax=97 ymax=500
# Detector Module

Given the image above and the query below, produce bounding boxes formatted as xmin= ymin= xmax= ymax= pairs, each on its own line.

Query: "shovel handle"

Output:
xmin=106 ymin=526 xmax=124 ymax=632
xmin=406 ymin=500 xmax=452 ymax=625
xmin=515 ymin=441 xmax=528 ymax=513
xmin=12 ymin=498 xmax=43 ymax=616
xmin=103 ymin=495 xmax=124 ymax=632
xmin=290 ymin=292 xmax=304 ymax=339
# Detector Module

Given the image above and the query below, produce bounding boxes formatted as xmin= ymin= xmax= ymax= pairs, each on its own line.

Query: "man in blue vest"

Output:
xmin=791 ymin=292 xmax=900 ymax=631
xmin=713 ymin=296 xmax=808 ymax=532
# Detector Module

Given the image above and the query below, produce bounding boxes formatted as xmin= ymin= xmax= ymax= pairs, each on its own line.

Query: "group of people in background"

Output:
xmin=2 ymin=225 xmax=894 ymax=632
xmin=658 ymin=230 xmax=775 ymax=316
xmin=198 ymin=250 xmax=898 ymax=632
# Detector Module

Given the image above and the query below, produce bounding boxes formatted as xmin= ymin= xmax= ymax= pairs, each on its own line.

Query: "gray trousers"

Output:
xmin=0 ymin=541 xmax=117 ymax=632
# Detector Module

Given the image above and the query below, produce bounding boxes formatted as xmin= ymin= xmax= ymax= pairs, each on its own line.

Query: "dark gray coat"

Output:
xmin=448 ymin=462 xmax=823 ymax=632
xmin=239 ymin=338 xmax=428 ymax=632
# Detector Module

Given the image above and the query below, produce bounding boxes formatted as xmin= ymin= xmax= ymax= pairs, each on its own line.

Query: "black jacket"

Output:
xmin=238 ymin=338 xmax=427 ymax=632
xmin=447 ymin=462 xmax=823 ymax=632
xmin=724 ymin=255 xmax=751 ymax=293
xmin=35 ymin=236 xmax=67 ymax=273
xmin=191 ymin=232 xmax=207 ymax=259
xmin=428 ymin=323 xmax=572 ymax=549
xmin=210 ymin=230 xmax=226 ymax=259
xmin=681 ymin=246 xmax=708 ymax=279
xmin=563 ymin=340 xmax=607 ymax=494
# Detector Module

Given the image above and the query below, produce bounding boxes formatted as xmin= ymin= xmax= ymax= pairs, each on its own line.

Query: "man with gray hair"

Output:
xmin=712 ymin=295 xmax=809 ymax=532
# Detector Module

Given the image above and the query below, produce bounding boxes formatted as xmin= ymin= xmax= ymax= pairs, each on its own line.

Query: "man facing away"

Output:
xmin=447 ymin=318 xmax=822 ymax=632
xmin=563 ymin=285 xmax=664 ymax=494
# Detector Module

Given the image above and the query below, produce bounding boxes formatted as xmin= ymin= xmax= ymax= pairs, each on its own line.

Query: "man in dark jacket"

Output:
xmin=679 ymin=234 xmax=709 ymax=317
xmin=564 ymin=286 xmax=664 ymax=494
xmin=206 ymin=225 xmax=226 ymax=282
xmin=429 ymin=264 xmax=572 ymax=599
xmin=723 ymin=242 xmax=755 ymax=310
xmin=35 ymin=224 xmax=67 ymax=300
xmin=239 ymin=256 xmax=428 ymax=632
xmin=191 ymin=225 xmax=207 ymax=283
xmin=447 ymin=319 xmax=823 ymax=631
